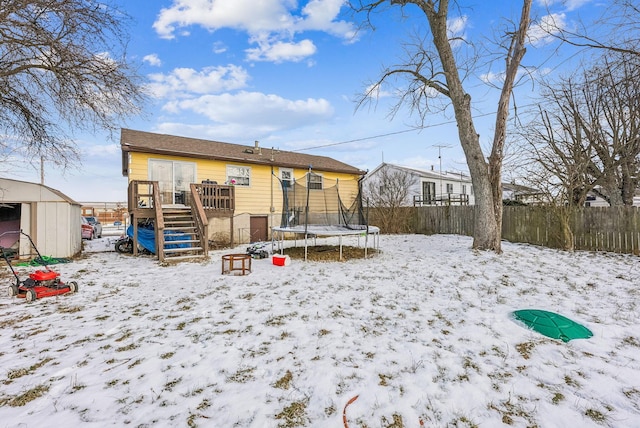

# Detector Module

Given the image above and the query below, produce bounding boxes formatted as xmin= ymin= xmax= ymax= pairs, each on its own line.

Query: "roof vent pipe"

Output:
xmin=254 ymin=140 xmax=259 ymax=149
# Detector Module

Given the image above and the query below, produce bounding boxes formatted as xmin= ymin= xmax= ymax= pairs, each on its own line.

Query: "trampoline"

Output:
xmin=272 ymin=224 xmax=380 ymax=260
xmin=272 ymin=169 xmax=380 ymax=260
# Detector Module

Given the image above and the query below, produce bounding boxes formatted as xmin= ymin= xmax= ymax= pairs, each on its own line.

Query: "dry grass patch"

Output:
xmin=0 ymin=314 xmax=33 ymax=329
xmin=5 ymin=357 xmax=53 ymax=384
xmin=227 ymin=367 xmax=256 ymax=383
xmin=515 ymin=342 xmax=536 ymax=360
xmin=274 ymin=370 xmax=293 ymax=390
xmin=281 ymin=245 xmax=378 ymax=262
xmin=275 ymin=399 xmax=308 ymax=427
xmin=0 ymin=383 xmax=50 ymax=407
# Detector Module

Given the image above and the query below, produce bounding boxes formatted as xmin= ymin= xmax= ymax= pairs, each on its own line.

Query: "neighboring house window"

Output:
xmin=422 ymin=181 xmax=435 ymax=203
xmin=226 ymin=165 xmax=251 ymax=186
xmin=308 ymin=173 xmax=323 ymax=190
xmin=280 ymin=168 xmax=293 ymax=188
xmin=446 ymin=183 xmax=454 ymax=193
xmin=462 ymin=185 xmax=467 ymax=195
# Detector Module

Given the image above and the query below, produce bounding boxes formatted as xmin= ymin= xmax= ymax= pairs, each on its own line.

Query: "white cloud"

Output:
xmin=480 ymin=70 xmax=505 ymax=85
xmin=145 ymin=64 xmax=250 ymax=98
xmin=444 ymin=15 xmax=469 ymax=49
xmin=153 ymin=0 xmax=294 ymax=38
xmin=364 ymin=83 xmax=393 ymax=99
xmin=212 ymin=41 xmax=227 ymax=54
xmin=245 ymin=36 xmax=316 ymax=62
xmin=447 ymin=15 xmax=469 ymax=40
xmin=536 ymin=0 xmax=591 ymax=12
xmin=297 ymin=0 xmax=357 ymax=39
xmin=83 ymin=143 xmax=121 ymax=157
xmin=152 ymin=0 xmax=356 ymax=62
xmin=528 ymin=13 xmax=566 ymax=46
xmin=143 ymin=54 xmax=162 ymax=67
xmin=161 ymin=91 xmax=334 ymax=131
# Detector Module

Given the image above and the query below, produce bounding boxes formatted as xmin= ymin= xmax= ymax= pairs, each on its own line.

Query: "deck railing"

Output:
xmin=192 ymin=183 xmax=235 ymax=211
xmin=413 ymin=193 xmax=469 ymax=206
xmin=189 ymin=183 xmax=209 ymax=253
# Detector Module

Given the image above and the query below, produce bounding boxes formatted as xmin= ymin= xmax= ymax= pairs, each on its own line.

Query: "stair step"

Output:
xmin=164 ymin=246 xmax=204 ymax=254
xmin=159 ymin=207 xmax=207 ymax=263
xmin=165 ymin=239 xmax=201 ymax=245
xmin=162 ymin=254 xmax=207 ymax=263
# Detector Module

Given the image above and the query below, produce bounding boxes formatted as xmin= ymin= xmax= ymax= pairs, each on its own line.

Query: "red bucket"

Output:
xmin=272 ymin=254 xmax=290 ymax=266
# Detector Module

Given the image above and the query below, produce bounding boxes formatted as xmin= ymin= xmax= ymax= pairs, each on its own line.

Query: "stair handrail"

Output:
xmin=152 ymin=182 xmax=165 ymax=262
xmin=190 ymin=183 xmax=209 ymax=257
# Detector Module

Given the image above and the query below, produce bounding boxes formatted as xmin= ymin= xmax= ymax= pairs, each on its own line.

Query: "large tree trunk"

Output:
xmin=424 ymin=1 xmax=500 ymax=251
xmin=448 ymin=92 xmax=499 ymax=250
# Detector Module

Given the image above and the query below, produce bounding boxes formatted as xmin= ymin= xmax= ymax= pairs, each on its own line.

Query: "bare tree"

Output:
xmin=352 ymin=0 xmax=532 ymax=253
xmin=363 ymin=165 xmax=414 ymax=233
xmin=542 ymin=0 xmax=640 ymax=57
xmin=0 ymin=0 xmax=146 ymax=168
xmin=520 ymin=51 xmax=640 ymax=208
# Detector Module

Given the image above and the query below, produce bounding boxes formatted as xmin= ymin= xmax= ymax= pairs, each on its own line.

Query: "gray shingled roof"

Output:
xmin=120 ymin=129 xmax=365 ymax=175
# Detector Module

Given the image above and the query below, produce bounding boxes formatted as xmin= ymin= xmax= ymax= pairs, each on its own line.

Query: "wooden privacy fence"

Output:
xmin=370 ymin=206 xmax=640 ymax=255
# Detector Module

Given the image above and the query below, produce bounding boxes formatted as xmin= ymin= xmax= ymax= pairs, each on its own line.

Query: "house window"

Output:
xmin=226 ymin=165 xmax=251 ymax=186
xmin=280 ymin=168 xmax=293 ymax=189
xmin=446 ymin=183 xmax=454 ymax=193
xmin=462 ymin=185 xmax=467 ymax=195
xmin=308 ymin=173 xmax=323 ymax=190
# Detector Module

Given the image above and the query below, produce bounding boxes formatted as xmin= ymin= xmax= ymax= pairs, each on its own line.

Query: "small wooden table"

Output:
xmin=221 ymin=253 xmax=252 ymax=275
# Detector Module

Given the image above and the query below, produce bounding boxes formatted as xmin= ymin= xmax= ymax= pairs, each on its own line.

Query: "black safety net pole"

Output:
xmin=304 ymin=165 xmax=312 ymax=260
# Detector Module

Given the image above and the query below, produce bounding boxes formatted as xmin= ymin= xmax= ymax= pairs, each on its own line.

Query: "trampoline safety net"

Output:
xmin=278 ymin=172 xmax=367 ymax=231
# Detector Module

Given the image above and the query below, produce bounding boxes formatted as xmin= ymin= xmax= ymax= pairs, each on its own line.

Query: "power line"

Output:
xmin=293 ymin=108 xmax=503 ymax=153
xmin=293 ymin=46 xmax=593 ymax=155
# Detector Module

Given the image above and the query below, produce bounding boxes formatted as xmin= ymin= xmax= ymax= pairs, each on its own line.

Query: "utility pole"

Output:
xmin=432 ymin=144 xmax=451 ymax=204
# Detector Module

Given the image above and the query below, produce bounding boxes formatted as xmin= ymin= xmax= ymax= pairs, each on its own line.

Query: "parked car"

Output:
xmin=81 ymin=217 xmax=94 ymax=240
xmin=83 ymin=216 xmax=102 ymax=238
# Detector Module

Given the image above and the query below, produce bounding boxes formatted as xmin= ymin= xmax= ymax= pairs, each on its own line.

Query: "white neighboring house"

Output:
xmin=0 ymin=178 xmax=82 ymax=259
xmin=502 ymin=182 xmax=546 ymax=205
xmin=585 ymin=187 xmax=640 ymax=207
xmin=363 ymin=163 xmax=474 ymax=206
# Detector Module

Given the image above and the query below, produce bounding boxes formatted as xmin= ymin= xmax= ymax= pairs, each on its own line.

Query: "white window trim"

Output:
xmin=308 ymin=172 xmax=323 ymax=190
xmin=226 ymin=165 xmax=251 ymax=186
xmin=280 ymin=168 xmax=293 ymax=188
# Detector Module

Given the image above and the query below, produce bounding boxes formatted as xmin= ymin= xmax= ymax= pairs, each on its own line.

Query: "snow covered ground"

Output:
xmin=0 ymin=234 xmax=639 ymax=427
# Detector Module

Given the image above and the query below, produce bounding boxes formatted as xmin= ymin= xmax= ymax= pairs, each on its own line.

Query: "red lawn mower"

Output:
xmin=1 ymin=231 xmax=78 ymax=302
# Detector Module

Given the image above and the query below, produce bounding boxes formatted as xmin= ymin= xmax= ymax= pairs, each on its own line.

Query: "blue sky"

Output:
xmin=9 ymin=0 xmax=603 ymax=201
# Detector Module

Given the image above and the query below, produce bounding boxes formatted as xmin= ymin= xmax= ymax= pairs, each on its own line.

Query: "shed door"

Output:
xmin=249 ymin=216 xmax=268 ymax=243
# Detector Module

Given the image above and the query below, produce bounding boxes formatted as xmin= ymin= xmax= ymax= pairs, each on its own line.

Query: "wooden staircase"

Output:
xmin=160 ymin=206 xmax=207 ymax=262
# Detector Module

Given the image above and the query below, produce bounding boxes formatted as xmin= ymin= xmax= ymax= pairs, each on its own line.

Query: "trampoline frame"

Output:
xmin=272 ymin=224 xmax=380 ymax=261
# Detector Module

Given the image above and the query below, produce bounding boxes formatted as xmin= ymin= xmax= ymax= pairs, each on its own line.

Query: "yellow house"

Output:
xmin=120 ymin=129 xmax=365 ymax=260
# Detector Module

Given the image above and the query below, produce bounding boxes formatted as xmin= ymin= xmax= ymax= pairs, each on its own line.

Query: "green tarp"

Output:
xmin=512 ymin=309 xmax=593 ymax=342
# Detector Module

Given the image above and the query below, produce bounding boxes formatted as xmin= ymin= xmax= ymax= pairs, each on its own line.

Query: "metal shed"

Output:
xmin=0 ymin=178 xmax=82 ymax=259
